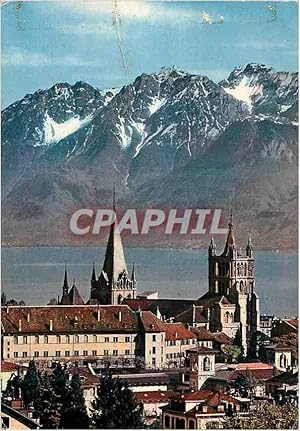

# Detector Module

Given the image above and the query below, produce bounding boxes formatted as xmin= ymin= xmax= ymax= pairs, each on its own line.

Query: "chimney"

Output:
xmin=6 ymin=306 xmax=9 ymax=314
xmin=27 ymin=313 xmax=30 ymax=323
xmin=175 ymin=331 xmax=178 ymax=338
xmin=97 ymin=307 xmax=101 ymax=322
xmin=202 ymin=405 xmax=208 ymax=413
xmin=49 ymin=320 xmax=53 ymax=331
xmin=118 ymin=311 xmax=122 ymax=322
xmin=18 ymin=319 xmax=22 ymax=332
xmin=192 ymin=304 xmax=196 ymax=324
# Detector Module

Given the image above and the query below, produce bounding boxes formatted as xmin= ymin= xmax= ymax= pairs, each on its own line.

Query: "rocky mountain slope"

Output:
xmin=2 ymin=64 xmax=298 ymax=249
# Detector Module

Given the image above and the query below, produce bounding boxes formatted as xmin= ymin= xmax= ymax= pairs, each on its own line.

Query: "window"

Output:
xmin=165 ymin=415 xmax=170 ymax=429
xmin=83 ymin=350 xmax=88 ymax=356
xmin=152 ymin=358 xmax=156 ymax=366
xmin=34 ymin=351 xmax=39 ymax=357
xmin=56 ymin=351 xmax=61 ymax=357
xmin=44 ymin=351 xmax=48 ymax=357
xmin=84 ymin=335 xmax=88 ymax=343
xmin=161 ymin=347 xmax=164 ymax=354
xmin=23 ymin=336 xmax=28 ymax=344
xmin=65 ymin=351 xmax=70 ymax=357
xmin=22 ymin=352 xmax=28 ymax=358
xmin=44 ymin=335 xmax=48 ymax=344
xmin=14 ymin=352 xmax=18 ymax=358
xmin=104 ymin=337 xmax=109 ymax=343
xmin=75 ymin=335 xmax=79 ymax=343
xmin=125 ymin=349 xmax=130 ymax=355
xmin=34 ymin=336 xmax=39 ymax=344
xmin=74 ymin=350 xmax=79 ymax=356
xmin=104 ymin=350 xmax=109 ymax=356
xmin=7 ymin=354 xmax=10 ymax=359
xmin=93 ymin=335 xmax=97 ymax=342
xmin=203 ymin=356 xmax=211 ymax=371
xmin=92 ymin=350 xmax=97 ymax=356
xmin=66 ymin=335 xmax=70 ymax=343
xmin=56 ymin=335 xmax=61 ymax=343
xmin=14 ymin=336 xmax=18 ymax=345
xmin=125 ymin=336 xmax=130 ymax=343
xmin=113 ymin=337 xmax=118 ymax=343
xmin=152 ymin=347 xmax=156 ymax=354
xmin=152 ymin=335 xmax=156 ymax=342
xmin=113 ymin=350 xmax=118 ymax=356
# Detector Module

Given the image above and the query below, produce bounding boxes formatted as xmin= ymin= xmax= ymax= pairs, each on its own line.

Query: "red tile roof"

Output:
xmin=235 ymin=362 xmax=273 ymax=370
xmin=212 ymin=332 xmax=233 ymax=345
xmin=174 ymin=306 xmax=208 ymax=325
xmin=124 ymin=298 xmax=195 ymax=319
xmin=164 ymin=323 xmax=197 ymax=341
xmin=135 ymin=391 xmax=176 ymax=403
xmin=190 ymin=327 xmax=215 ymax=341
xmin=139 ymin=311 xmax=166 ymax=332
xmin=187 ymin=346 xmax=218 ymax=354
xmin=2 ymin=305 xmax=139 ymax=334
xmin=286 ymin=319 xmax=298 ymax=330
xmin=1 ymin=361 xmax=18 ymax=372
xmin=139 ymin=312 xmax=197 ymax=340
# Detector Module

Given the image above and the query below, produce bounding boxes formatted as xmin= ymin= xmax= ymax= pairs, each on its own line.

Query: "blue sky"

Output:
xmin=2 ymin=1 xmax=298 ymax=108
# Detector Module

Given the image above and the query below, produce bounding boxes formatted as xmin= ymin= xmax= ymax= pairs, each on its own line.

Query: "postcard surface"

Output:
xmin=1 ymin=1 xmax=298 ymax=429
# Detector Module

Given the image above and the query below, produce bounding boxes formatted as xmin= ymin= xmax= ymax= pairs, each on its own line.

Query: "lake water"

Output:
xmin=1 ymin=247 xmax=298 ymax=318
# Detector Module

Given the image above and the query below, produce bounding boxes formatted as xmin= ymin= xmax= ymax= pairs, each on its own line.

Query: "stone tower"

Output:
xmin=90 ymin=215 xmax=137 ymax=305
xmin=187 ymin=346 xmax=217 ymax=390
xmin=201 ymin=216 xmax=260 ymax=355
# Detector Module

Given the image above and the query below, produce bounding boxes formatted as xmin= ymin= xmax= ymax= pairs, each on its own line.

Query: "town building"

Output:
xmin=160 ymin=389 xmax=249 ymax=430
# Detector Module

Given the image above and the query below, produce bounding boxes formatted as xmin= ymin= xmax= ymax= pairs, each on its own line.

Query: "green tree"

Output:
xmin=224 ymin=402 xmax=298 ymax=429
xmin=21 ymin=360 xmax=40 ymax=407
xmin=6 ymin=374 xmax=23 ymax=400
xmin=34 ymin=374 xmax=62 ymax=429
xmin=91 ymin=373 xmax=144 ymax=429
xmin=233 ymin=369 xmax=256 ymax=398
xmin=222 ymin=344 xmax=241 ymax=362
xmin=61 ymin=373 xmax=89 ymax=429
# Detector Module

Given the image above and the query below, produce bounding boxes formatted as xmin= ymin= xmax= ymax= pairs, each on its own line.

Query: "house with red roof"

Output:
xmin=160 ymin=389 xmax=249 ymax=429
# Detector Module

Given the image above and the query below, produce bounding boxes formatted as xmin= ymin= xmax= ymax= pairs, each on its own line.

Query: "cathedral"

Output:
xmin=58 ymin=213 xmax=260 ymax=355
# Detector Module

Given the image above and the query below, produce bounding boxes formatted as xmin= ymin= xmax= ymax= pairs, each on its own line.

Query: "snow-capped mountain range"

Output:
xmin=2 ymin=64 xmax=298 ymax=248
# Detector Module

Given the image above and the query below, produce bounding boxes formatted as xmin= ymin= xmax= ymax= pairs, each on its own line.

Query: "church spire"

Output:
xmin=208 ymin=236 xmax=216 ymax=256
xmin=91 ymin=261 xmax=96 ymax=282
xmin=62 ymin=262 xmax=69 ymax=295
xmin=102 ymin=185 xmax=128 ymax=284
xmin=222 ymin=212 xmax=235 ymax=257
xmin=131 ymin=262 xmax=136 ymax=282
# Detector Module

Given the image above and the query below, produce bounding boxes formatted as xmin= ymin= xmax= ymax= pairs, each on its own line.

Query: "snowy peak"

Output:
xmin=221 ymin=63 xmax=298 ymax=115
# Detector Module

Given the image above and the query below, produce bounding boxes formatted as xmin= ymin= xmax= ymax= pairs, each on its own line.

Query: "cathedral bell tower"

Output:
xmin=205 ymin=215 xmax=260 ymax=355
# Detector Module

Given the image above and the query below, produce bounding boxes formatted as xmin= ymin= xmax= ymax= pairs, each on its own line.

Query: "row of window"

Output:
xmin=166 ymin=352 xmax=185 ymax=359
xmin=14 ymin=335 xmax=133 ymax=345
xmin=166 ymin=339 xmax=197 ymax=346
xmin=13 ymin=349 xmax=132 ymax=358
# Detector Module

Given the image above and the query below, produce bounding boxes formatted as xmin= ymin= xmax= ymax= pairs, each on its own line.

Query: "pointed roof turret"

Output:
xmin=91 ymin=261 xmax=96 ymax=282
xmin=222 ymin=213 xmax=235 ymax=257
xmin=246 ymin=236 xmax=253 ymax=257
xmin=102 ymin=186 xmax=128 ymax=284
xmin=62 ymin=262 xmax=69 ymax=295
xmin=131 ymin=262 xmax=136 ymax=282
